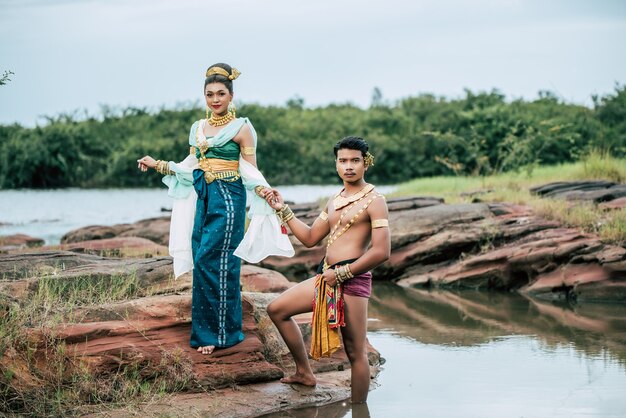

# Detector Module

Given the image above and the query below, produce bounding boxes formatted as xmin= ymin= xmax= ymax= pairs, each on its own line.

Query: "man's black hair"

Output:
xmin=333 ymin=136 xmax=369 ymax=158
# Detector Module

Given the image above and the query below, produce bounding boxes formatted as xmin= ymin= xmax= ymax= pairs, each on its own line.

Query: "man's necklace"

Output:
xmin=332 ymin=183 xmax=375 ymax=210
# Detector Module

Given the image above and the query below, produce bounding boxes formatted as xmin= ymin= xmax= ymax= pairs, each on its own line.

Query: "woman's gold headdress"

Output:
xmin=205 ymin=66 xmax=241 ymax=80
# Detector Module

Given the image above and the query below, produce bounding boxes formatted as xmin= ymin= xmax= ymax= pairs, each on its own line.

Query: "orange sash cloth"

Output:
xmin=198 ymin=158 xmax=239 ymax=172
xmin=310 ymin=274 xmax=344 ymax=360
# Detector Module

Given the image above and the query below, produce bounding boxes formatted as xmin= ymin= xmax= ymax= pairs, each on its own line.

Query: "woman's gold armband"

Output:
xmin=241 ymin=146 xmax=256 ymax=156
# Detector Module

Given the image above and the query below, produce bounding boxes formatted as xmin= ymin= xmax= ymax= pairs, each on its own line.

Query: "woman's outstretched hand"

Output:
xmin=262 ymin=188 xmax=285 ymax=211
xmin=137 ymin=156 xmax=157 ymax=172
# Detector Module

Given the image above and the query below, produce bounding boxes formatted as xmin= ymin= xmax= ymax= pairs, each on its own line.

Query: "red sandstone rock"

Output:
xmin=6 ymin=292 xmax=381 ymax=397
xmin=599 ymin=197 xmax=626 ymax=211
xmin=0 ymin=234 xmax=44 ymax=252
xmin=240 ymin=265 xmax=294 ymax=293
xmin=61 ymin=217 xmax=170 ymax=245
xmin=397 ymin=214 xmax=626 ymax=302
xmin=44 ymin=236 xmax=169 ymax=258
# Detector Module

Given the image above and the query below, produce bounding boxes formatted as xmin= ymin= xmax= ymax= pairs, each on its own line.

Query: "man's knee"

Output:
xmin=344 ymin=344 xmax=368 ymax=364
xmin=266 ymin=301 xmax=282 ymax=321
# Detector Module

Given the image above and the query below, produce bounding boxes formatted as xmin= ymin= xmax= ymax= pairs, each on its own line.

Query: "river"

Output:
xmin=2 ymin=188 xmax=626 ymax=417
xmin=263 ymin=284 xmax=626 ymax=417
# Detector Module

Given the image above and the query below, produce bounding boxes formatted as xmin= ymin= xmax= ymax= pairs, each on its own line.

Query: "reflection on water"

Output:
xmin=267 ymin=284 xmax=626 ymax=417
xmin=369 ymin=284 xmax=626 ymax=366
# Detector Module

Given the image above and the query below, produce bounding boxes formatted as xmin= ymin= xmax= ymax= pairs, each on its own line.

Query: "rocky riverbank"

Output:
xmin=0 ymin=253 xmax=381 ymax=415
xmin=1 ymin=181 xmax=625 ymax=415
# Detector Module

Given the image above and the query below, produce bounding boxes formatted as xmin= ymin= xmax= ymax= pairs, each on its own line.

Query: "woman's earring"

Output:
xmin=206 ymin=106 xmax=210 ymax=121
xmin=228 ymin=101 xmax=236 ymax=117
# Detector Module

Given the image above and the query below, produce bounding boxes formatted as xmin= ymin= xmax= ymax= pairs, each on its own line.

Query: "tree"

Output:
xmin=0 ymin=70 xmax=14 ymax=86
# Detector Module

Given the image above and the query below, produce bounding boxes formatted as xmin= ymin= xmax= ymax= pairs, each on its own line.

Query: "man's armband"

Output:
xmin=371 ymin=219 xmax=389 ymax=229
xmin=318 ymin=211 xmax=328 ymax=222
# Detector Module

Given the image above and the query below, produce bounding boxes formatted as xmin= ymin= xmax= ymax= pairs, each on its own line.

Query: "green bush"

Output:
xmin=1 ymin=86 xmax=624 ymax=188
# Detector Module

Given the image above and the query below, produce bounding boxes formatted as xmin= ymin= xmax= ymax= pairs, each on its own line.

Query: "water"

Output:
xmin=0 ymin=185 xmax=396 ymax=244
xmin=274 ymin=284 xmax=626 ymax=417
xmin=2 ymin=188 xmax=626 ymax=417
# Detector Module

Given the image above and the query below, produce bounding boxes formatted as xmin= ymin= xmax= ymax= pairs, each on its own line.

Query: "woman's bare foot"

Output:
xmin=197 ymin=345 xmax=215 ymax=355
xmin=280 ymin=372 xmax=317 ymax=387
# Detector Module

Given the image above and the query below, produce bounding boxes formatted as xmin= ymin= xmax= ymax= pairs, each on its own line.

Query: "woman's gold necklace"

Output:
xmin=207 ymin=111 xmax=235 ymax=127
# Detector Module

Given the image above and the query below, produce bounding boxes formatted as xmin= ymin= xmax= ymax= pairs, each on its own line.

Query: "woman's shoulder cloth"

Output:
xmin=237 ymin=117 xmax=258 ymax=144
xmin=189 ymin=120 xmax=202 ymax=146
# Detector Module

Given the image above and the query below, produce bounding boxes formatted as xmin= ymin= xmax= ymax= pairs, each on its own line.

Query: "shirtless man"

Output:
xmin=262 ymin=136 xmax=391 ymax=403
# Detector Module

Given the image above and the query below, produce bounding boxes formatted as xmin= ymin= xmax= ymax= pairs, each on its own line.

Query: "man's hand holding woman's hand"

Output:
xmin=261 ymin=188 xmax=285 ymax=211
xmin=322 ymin=268 xmax=337 ymax=287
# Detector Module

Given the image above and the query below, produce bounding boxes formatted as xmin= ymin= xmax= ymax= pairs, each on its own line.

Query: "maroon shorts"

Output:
xmin=342 ymin=271 xmax=372 ymax=298
xmin=317 ymin=258 xmax=373 ymax=299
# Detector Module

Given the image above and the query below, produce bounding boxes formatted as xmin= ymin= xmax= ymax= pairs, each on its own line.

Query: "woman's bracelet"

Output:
xmin=155 ymin=160 xmax=173 ymax=175
xmin=254 ymin=185 xmax=266 ymax=197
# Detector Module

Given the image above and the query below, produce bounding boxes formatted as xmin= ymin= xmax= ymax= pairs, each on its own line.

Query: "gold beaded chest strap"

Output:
xmin=326 ymin=192 xmax=382 ymax=249
xmin=329 ymin=190 xmax=375 ymax=238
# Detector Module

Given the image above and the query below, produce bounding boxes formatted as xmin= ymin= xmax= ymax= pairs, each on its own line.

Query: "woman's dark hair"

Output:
xmin=204 ymin=62 xmax=234 ymax=94
xmin=333 ymin=136 xmax=369 ymax=158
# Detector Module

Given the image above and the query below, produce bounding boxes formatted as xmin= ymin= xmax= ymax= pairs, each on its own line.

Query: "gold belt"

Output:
xmin=197 ymin=158 xmax=240 ymax=184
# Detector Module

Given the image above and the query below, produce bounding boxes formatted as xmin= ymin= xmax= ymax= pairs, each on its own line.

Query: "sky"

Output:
xmin=1 ymin=0 xmax=625 ymax=126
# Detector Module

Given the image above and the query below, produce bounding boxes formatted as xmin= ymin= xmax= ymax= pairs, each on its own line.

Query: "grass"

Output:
xmin=391 ymin=153 xmax=626 ymax=245
xmin=0 ymin=272 xmax=192 ymax=416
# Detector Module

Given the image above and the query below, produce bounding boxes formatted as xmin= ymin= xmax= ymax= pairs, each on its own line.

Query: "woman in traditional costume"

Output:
xmin=138 ymin=63 xmax=293 ymax=355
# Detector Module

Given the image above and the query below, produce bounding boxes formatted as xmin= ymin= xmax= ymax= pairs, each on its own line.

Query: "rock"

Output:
xmin=599 ymin=197 xmax=626 ymax=211
xmin=530 ymin=181 xmax=626 ymax=203
xmin=240 ymin=265 xmax=294 ymax=293
xmin=42 ymin=236 xmax=169 ymax=258
xmin=84 ymin=369 xmax=370 ymax=417
xmin=61 ymin=217 xmax=170 ymax=245
xmin=396 ymin=213 xmax=626 ymax=302
xmin=0 ymin=250 xmax=179 ymax=300
xmin=264 ymin=187 xmax=622 ymax=301
xmin=386 ymin=196 xmax=445 ymax=211
xmin=563 ymin=185 xmax=626 ymax=203
xmin=0 ymin=234 xmax=44 ymax=252
xmin=530 ymin=181 xmax=616 ymax=197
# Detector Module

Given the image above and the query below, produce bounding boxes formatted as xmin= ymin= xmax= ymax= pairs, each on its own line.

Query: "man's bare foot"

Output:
xmin=197 ymin=345 xmax=215 ymax=355
xmin=280 ymin=372 xmax=317 ymax=387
